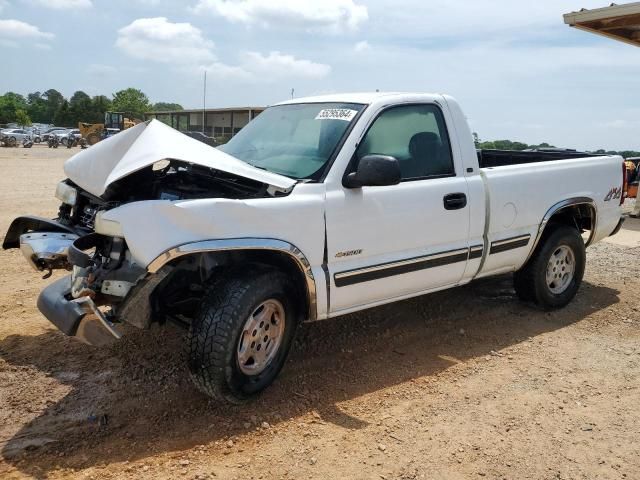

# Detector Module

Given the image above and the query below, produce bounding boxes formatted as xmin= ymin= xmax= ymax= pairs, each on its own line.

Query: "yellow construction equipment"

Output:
xmin=79 ymin=112 xmax=138 ymax=145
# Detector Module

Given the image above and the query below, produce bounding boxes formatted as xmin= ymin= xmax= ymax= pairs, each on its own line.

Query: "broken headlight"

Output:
xmin=55 ymin=181 xmax=78 ymax=206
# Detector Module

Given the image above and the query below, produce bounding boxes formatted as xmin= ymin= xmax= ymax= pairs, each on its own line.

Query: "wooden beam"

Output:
xmin=583 ymin=13 xmax=640 ymax=30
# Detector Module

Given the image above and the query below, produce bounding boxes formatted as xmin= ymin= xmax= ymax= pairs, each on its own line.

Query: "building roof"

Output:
xmin=563 ymin=2 xmax=640 ymax=47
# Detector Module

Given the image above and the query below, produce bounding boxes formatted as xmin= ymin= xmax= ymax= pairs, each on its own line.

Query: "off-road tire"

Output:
xmin=187 ymin=267 xmax=299 ymax=403
xmin=513 ymin=225 xmax=585 ymax=310
xmin=87 ymin=133 xmax=100 ymax=145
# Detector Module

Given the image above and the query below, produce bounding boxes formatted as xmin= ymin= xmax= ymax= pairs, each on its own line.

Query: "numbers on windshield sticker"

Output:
xmin=315 ymin=109 xmax=358 ymax=121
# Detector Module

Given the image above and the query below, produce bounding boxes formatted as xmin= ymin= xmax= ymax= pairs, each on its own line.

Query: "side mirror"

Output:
xmin=343 ymin=155 xmax=401 ymax=188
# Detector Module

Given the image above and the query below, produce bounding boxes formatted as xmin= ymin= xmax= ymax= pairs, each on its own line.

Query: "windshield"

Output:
xmin=220 ymin=102 xmax=364 ymax=180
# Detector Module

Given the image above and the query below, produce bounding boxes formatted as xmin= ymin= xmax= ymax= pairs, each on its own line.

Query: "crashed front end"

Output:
xmin=2 ymin=120 xmax=296 ymax=346
xmin=3 ymin=195 xmax=159 ymax=346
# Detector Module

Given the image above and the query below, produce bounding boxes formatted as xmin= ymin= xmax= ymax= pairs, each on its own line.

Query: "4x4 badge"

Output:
xmin=604 ymin=187 xmax=622 ymax=202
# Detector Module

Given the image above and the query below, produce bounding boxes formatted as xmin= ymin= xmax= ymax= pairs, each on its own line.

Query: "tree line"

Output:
xmin=473 ymin=134 xmax=640 ymax=158
xmin=0 ymin=88 xmax=183 ymax=127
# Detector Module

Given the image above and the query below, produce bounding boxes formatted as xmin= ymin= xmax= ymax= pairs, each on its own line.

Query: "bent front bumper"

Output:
xmin=5 ymin=216 xmax=154 ymax=346
xmin=37 ymin=275 xmax=122 ymax=346
xmin=3 ymin=216 xmax=80 ymax=273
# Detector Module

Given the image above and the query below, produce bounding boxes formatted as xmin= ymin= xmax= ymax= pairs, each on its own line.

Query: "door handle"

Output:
xmin=443 ymin=193 xmax=467 ymax=210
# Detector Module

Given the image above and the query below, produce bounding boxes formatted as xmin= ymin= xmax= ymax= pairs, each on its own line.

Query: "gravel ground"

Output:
xmin=0 ymin=145 xmax=638 ymax=480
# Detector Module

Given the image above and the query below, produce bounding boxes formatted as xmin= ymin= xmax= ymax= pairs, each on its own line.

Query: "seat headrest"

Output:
xmin=409 ymin=132 xmax=441 ymax=158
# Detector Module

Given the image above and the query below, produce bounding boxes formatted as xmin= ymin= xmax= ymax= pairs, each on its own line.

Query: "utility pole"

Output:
xmin=202 ymin=70 xmax=207 ymax=134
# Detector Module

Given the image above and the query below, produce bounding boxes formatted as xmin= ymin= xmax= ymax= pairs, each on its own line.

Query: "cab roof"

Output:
xmin=275 ymin=92 xmax=445 ymax=107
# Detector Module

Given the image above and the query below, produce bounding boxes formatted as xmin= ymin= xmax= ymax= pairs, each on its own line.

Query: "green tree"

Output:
xmin=26 ymin=92 xmax=48 ymax=123
xmin=0 ymin=92 xmax=28 ymax=123
xmin=42 ymin=89 xmax=64 ymax=124
xmin=15 ymin=109 xmax=32 ymax=127
xmin=620 ymin=150 xmax=640 ymax=158
xmin=88 ymin=95 xmax=112 ymax=123
xmin=69 ymin=90 xmax=93 ymax=124
xmin=53 ymin=100 xmax=73 ymax=127
xmin=112 ymin=88 xmax=151 ymax=120
xmin=152 ymin=102 xmax=183 ymax=111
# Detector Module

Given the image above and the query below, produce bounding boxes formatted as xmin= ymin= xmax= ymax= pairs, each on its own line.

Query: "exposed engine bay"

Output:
xmin=57 ymin=160 xmax=279 ymax=232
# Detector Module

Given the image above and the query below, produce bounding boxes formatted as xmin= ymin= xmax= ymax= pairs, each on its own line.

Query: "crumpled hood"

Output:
xmin=63 ymin=120 xmax=296 ymax=197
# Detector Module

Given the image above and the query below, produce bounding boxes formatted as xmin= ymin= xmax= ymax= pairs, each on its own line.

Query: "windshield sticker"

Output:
xmin=315 ymin=109 xmax=358 ymax=121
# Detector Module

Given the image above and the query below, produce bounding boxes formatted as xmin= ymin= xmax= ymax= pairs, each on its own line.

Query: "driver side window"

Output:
xmin=357 ymin=104 xmax=454 ymax=180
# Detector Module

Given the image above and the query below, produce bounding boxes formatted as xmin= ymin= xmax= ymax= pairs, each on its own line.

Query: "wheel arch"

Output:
xmin=147 ymin=238 xmax=317 ymax=321
xmin=526 ymin=197 xmax=597 ymax=263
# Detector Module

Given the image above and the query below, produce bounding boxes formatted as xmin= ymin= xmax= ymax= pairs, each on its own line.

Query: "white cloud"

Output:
xmin=116 ymin=17 xmax=216 ymax=65
xmin=192 ymin=0 xmax=368 ymax=32
xmin=116 ymin=18 xmax=330 ymax=82
xmin=241 ymin=51 xmax=331 ymax=79
xmin=29 ymin=0 xmax=92 ymax=9
xmin=201 ymin=51 xmax=331 ymax=82
xmin=0 ymin=19 xmax=54 ymax=40
xmin=354 ymin=40 xmax=370 ymax=53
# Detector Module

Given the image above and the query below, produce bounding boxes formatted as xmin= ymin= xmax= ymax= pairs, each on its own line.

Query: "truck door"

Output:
xmin=325 ymin=103 xmax=471 ymax=314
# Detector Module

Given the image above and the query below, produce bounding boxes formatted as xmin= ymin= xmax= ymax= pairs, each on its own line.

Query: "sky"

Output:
xmin=0 ymin=0 xmax=639 ymax=151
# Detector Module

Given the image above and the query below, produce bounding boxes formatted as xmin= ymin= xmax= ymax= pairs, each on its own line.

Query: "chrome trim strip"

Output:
xmin=489 ymin=234 xmax=531 ymax=254
xmin=469 ymin=245 xmax=484 ymax=259
xmin=147 ymin=238 xmax=318 ymax=321
xmin=334 ymin=248 xmax=469 ymax=281
xmin=491 ymin=234 xmax=531 ymax=247
xmin=524 ymin=197 xmax=597 ymax=263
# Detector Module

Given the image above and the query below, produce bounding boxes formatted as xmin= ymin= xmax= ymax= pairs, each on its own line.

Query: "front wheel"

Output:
xmin=514 ymin=225 xmax=585 ymax=310
xmin=187 ymin=268 xmax=299 ymax=403
xmin=87 ymin=133 xmax=100 ymax=145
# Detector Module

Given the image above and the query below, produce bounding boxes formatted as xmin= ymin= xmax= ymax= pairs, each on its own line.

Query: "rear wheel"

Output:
xmin=513 ymin=225 xmax=585 ymax=310
xmin=187 ymin=268 xmax=299 ymax=403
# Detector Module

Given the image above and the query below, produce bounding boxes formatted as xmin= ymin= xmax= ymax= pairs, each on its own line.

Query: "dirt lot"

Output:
xmin=0 ymin=145 xmax=639 ymax=480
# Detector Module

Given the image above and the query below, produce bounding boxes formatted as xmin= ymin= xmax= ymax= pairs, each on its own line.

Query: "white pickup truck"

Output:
xmin=3 ymin=93 xmax=625 ymax=403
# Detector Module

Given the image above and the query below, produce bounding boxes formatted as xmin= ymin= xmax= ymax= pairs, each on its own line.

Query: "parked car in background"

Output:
xmin=0 ymin=128 xmax=33 ymax=145
xmin=25 ymin=128 xmax=42 ymax=143
xmin=42 ymin=129 xmax=69 ymax=142
xmin=61 ymin=129 xmax=81 ymax=147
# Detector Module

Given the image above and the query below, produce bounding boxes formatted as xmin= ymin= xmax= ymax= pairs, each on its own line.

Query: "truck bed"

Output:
xmin=477 ymin=149 xmax=599 ymax=168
